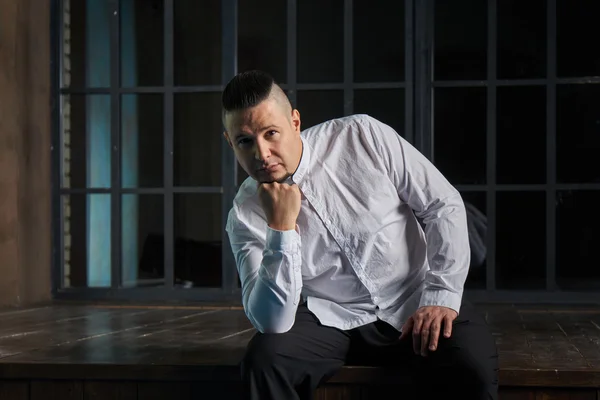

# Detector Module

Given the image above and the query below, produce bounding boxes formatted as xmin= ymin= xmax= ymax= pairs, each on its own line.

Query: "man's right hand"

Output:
xmin=258 ymin=182 xmax=301 ymax=231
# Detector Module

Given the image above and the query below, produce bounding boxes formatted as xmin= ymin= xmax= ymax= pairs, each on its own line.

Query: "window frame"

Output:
xmin=50 ymin=0 xmax=600 ymax=303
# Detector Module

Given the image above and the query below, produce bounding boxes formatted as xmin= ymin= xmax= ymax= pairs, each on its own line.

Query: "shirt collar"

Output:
xmin=290 ymin=135 xmax=310 ymax=184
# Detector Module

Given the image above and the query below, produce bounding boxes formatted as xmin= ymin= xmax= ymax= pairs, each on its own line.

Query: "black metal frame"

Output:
xmin=50 ymin=0 xmax=61 ymax=296
xmin=418 ymin=0 xmax=600 ymax=302
xmin=51 ymin=0 xmax=243 ymax=301
xmin=50 ymin=0 xmax=600 ymax=303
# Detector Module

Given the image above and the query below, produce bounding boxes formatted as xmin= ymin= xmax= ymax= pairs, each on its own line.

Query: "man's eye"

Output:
xmin=268 ymin=130 xmax=277 ymax=136
xmin=237 ymin=138 xmax=251 ymax=146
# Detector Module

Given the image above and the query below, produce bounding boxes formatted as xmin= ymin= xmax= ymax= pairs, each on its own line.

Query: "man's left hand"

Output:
xmin=399 ymin=306 xmax=458 ymax=357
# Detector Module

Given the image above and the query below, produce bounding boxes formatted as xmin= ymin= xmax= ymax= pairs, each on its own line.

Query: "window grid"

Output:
xmin=109 ymin=0 xmax=121 ymax=289
xmin=163 ymin=0 xmax=175 ymax=289
xmin=485 ymin=0 xmax=498 ymax=291
xmin=545 ymin=0 xmax=558 ymax=291
xmin=51 ymin=0 xmax=600 ymax=302
xmin=416 ymin=0 xmax=596 ymax=297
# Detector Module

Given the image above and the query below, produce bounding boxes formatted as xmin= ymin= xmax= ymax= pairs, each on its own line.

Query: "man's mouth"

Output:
xmin=259 ymin=163 xmax=280 ymax=172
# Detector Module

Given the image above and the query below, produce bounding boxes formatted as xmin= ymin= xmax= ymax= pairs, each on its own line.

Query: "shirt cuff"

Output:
xmin=266 ymin=226 xmax=300 ymax=252
xmin=419 ymin=289 xmax=462 ymax=315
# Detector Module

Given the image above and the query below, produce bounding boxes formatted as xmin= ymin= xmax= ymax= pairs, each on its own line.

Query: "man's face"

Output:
xmin=223 ymin=97 xmax=302 ymax=184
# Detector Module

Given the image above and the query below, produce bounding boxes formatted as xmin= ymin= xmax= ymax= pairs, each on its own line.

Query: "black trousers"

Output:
xmin=241 ymin=300 xmax=498 ymax=400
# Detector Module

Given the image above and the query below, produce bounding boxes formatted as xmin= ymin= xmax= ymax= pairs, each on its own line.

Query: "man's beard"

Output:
xmin=258 ymin=171 xmax=292 ymax=184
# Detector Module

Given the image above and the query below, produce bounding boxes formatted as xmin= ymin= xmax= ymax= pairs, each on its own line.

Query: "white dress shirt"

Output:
xmin=226 ymin=114 xmax=470 ymax=334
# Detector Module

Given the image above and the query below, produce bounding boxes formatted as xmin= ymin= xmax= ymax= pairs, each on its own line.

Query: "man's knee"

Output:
xmin=241 ymin=332 xmax=288 ymax=378
xmin=435 ymin=321 xmax=499 ymax=398
xmin=454 ymin=349 xmax=499 ymax=388
xmin=421 ymin=346 xmax=498 ymax=400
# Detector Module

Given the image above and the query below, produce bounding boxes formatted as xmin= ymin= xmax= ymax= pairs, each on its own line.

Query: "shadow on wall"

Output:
xmin=465 ymin=201 xmax=487 ymax=270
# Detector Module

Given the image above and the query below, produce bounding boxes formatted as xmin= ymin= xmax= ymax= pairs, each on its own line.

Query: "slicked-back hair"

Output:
xmin=222 ymin=70 xmax=275 ymax=120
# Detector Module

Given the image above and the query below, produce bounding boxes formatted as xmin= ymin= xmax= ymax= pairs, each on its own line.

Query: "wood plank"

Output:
xmin=30 ymin=381 xmax=83 ymax=400
xmin=0 ymin=308 xmax=226 ymax=361
xmin=315 ymin=384 xmax=362 ymax=400
xmin=498 ymin=388 xmax=536 ymax=400
xmin=0 ymin=307 xmax=130 ymax=336
xmin=0 ymin=381 xmax=28 ymax=400
xmin=534 ymin=388 xmax=598 ymax=399
xmin=83 ymin=381 xmax=136 ymax=400
xmin=137 ymin=382 xmax=191 ymax=400
xmin=0 ymin=308 xmax=158 ymax=359
xmin=190 ymin=382 xmax=244 ymax=399
xmin=0 ymin=309 xmax=251 ymax=368
xmin=0 ymin=363 xmax=240 ymax=383
xmin=0 ymin=304 xmax=599 ymax=389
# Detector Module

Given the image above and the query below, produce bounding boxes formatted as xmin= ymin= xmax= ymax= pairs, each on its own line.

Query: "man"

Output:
xmin=222 ymin=70 xmax=498 ymax=400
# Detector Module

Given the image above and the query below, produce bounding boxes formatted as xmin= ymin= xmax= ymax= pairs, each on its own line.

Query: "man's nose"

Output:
xmin=254 ymin=141 xmax=270 ymax=161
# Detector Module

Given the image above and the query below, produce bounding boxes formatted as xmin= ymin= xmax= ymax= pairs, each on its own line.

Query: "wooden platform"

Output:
xmin=0 ymin=303 xmax=599 ymax=399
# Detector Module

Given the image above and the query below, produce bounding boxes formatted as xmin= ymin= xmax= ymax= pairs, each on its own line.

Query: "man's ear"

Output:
xmin=223 ymin=131 xmax=233 ymax=148
xmin=291 ymin=109 xmax=301 ymax=134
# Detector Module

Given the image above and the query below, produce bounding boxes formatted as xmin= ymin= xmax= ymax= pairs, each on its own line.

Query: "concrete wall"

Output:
xmin=0 ymin=0 xmax=51 ymax=307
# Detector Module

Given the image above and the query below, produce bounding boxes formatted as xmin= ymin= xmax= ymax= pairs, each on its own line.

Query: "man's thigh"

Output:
xmin=348 ymin=302 xmax=498 ymax=391
xmin=415 ymin=301 xmax=499 ymax=398
xmin=242 ymin=303 xmax=351 ymax=383
xmin=430 ymin=301 xmax=499 ymax=372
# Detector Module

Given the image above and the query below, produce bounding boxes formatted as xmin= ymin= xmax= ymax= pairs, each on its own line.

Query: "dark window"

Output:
xmin=54 ymin=0 xmax=600 ymax=302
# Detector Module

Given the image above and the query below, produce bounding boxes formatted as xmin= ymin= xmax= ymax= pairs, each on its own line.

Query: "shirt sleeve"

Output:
xmin=226 ymin=208 xmax=303 ymax=333
xmin=365 ymin=116 xmax=470 ymax=314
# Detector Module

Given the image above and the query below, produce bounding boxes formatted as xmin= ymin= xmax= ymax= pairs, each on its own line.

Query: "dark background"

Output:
xmin=57 ymin=0 xmax=600 ymax=303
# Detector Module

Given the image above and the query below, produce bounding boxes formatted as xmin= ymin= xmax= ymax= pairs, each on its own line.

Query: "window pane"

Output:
xmin=557 ymin=85 xmax=600 ymax=183
xmin=122 ymin=195 xmax=164 ymax=288
xmin=497 ymin=86 xmax=546 ymax=184
xmin=354 ymin=0 xmax=404 ymax=82
xmin=434 ymin=0 xmax=487 ymax=81
xmin=174 ymin=93 xmax=222 ymax=187
xmin=174 ymin=194 xmax=222 ymax=288
xmin=557 ymin=191 xmax=600 ymax=290
xmin=63 ymin=194 xmax=111 ymax=288
xmin=433 ymin=87 xmax=486 ymax=185
xmin=63 ymin=95 xmax=111 ymax=189
xmin=497 ymin=0 xmax=546 ymax=79
xmin=354 ymin=89 xmax=405 ymax=137
xmin=296 ymin=91 xmax=343 ymax=130
xmin=239 ymin=0 xmax=287 ymax=84
xmin=120 ymin=0 xmax=164 ymax=87
xmin=461 ymin=191 xmax=486 ymax=290
xmin=68 ymin=0 xmax=111 ymax=88
xmin=557 ymin=0 xmax=600 ymax=78
xmin=496 ymin=191 xmax=546 ymax=290
xmin=121 ymin=94 xmax=164 ymax=188
xmin=297 ymin=0 xmax=344 ymax=83
xmin=174 ymin=0 xmax=221 ymax=86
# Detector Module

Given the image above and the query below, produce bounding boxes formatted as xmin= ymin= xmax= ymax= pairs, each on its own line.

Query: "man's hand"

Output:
xmin=258 ymin=182 xmax=301 ymax=231
xmin=399 ymin=306 xmax=458 ymax=357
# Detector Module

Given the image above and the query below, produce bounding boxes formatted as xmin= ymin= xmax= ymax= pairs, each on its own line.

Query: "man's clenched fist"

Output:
xmin=258 ymin=182 xmax=301 ymax=231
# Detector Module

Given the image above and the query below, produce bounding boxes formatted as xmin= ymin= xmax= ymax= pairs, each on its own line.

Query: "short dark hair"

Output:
xmin=222 ymin=70 xmax=275 ymax=116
